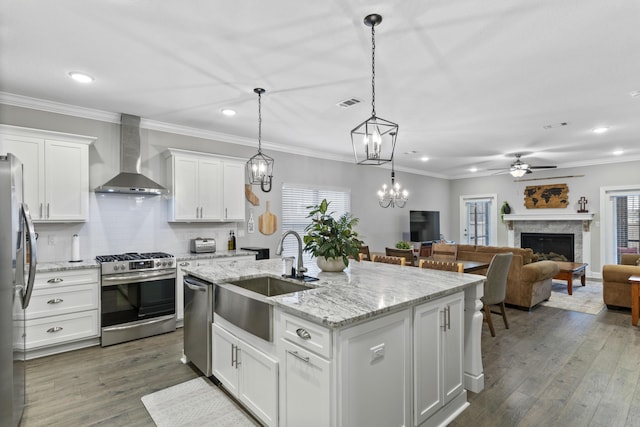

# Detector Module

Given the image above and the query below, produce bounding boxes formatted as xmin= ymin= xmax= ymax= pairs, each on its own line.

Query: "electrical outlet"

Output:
xmin=48 ymin=235 xmax=56 ymax=246
xmin=237 ymin=229 xmax=245 ymax=238
xmin=370 ymin=343 xmax=385 ymax=362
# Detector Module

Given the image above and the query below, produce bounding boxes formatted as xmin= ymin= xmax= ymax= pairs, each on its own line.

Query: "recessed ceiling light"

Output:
xmin=68 ymin=71 xmax=94 ymax=83
xmin=592 ymin=127 xmax=609 ymax=134
xmin=420 ymin=156 xmax=429 ymax=162
xmin=613 ymin=149 xmax=624 ymax=155
xmin=221 ymin=109 xmax=236 ymax=116
xmin=469 ymin=167 xmax=478 ymax=173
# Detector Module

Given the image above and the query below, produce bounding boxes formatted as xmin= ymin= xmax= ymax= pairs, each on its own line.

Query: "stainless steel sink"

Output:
xmin=215 ymin=276 xmax=314 ymax=341
xmin=226 ymin=276 xmax=314 ymax=296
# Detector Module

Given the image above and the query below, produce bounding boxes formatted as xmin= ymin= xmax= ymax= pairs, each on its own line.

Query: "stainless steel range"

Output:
xmin=96 ymin=252 xmax=176 ymax=346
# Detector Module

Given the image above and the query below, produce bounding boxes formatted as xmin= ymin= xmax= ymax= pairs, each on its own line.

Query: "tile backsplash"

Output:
xmin=34 ymin=193 xmax=238 ymax=262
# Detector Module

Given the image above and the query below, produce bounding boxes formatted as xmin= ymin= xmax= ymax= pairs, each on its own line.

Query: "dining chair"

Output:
xmin=482 ymin=252 xmax=513 ymax=337
xmin=385 ymin=247 xmax=416 ymax=266
xmin=431 ymin=243 xmax=458 ymax=261
xmin=372 ymin=255 xmax=406 ymax=266
xmin=358 ymin=245 xmax=372 ymax=261
xmin=418 ymin=259 xmax=463 ymax=273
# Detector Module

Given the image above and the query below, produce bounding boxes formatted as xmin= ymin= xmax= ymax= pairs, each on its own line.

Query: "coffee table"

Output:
xmin=552 ymin=261 xmax=588 ymax=295
xmin=630 ymin=275 xmax=640 ymax=326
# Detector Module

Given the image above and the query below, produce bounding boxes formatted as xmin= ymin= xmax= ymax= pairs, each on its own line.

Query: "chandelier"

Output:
xmin=378 ymin=152 xmax=408 ymax=208
xmin=246 ymin=88 xmax=274 ymax=192
xmin=350 ymin=13 xmax=398 ymax=165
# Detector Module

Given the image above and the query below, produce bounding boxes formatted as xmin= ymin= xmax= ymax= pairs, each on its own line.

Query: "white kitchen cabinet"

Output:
xmin=414 ymin=292 xmax=465 ymax=425
xmin=165 ymin=148 xmax=246 ymax=222
xmin=212 ymin=323 xmax=278 ymax=427
xmin=19 ymin=268 xmax=100 ymax=359
xmin=0 ymin=125 xmax=93 ymax=222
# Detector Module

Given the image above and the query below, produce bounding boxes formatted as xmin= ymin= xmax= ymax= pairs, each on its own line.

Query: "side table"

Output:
xmin=631 ymin=275 xmax=640 ymax=327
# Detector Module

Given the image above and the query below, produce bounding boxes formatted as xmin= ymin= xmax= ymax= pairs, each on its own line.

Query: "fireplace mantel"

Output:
xmin=503 ymin=213 xmax=594 ymax=221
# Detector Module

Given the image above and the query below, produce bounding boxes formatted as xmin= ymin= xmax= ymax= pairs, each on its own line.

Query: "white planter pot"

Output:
xmin=316 ymin=256 xmax=347 ymax=272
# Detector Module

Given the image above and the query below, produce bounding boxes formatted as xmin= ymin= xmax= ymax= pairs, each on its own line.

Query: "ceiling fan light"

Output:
xmin=510 ymin=169 xmax=527 ymax=178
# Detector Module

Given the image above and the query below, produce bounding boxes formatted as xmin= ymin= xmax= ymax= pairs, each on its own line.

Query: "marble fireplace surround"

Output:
xmin=503 ymin=213 xmax=595 ymax=276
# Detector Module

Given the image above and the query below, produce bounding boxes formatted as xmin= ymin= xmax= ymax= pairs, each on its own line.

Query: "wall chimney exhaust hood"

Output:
xmin=95 ymin=114 xmax=168 ymax=195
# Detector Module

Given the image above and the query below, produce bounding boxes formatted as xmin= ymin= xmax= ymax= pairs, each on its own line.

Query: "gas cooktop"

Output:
xmin=96 ymin=252 xmax=175 ymax=274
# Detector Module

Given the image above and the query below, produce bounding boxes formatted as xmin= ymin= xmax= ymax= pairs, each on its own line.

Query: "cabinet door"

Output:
xmin=442 ymin=294 xmax=464 ymax=405
xmin=414 ymin=299 xmax=443 ymax=424
xmin=45 ymin=139 xmax=88 ymax=221
xmin=282 ymin=340 xmax=331 ymax=427
xmin=212 ymin=323 xmax=239 ymax=395
xmin=238 ymin=340 xmax=279 ymax=427
xmin=339 ymin=309 xmax=411 ymax=427
xmin=223 ymin=161 xmax=245 ymax=221
xmin=198 ymin=158 xmax=223 ymax=220
xmin=1 ymin=134 xmax=45 ymax=219
xmin=173 ymin=156 xmax=199 ymax=220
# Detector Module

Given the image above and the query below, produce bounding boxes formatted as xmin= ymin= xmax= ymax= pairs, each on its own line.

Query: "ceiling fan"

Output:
xmin=494 ymin=153 xmax=557 ymax=177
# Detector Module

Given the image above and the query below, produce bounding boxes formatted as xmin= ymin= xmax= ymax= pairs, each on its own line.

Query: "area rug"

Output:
xmin=141 ymin=377 xmax=258 ymax=427
xmin=540 ymin=279 xmax=605 ymax=315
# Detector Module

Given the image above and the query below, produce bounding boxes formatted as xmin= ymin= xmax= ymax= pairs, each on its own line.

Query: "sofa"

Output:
xmin=456 ymin=245 xmax=560 ymax=310
xmin=602 ymin=254 xmax=640 ymax=308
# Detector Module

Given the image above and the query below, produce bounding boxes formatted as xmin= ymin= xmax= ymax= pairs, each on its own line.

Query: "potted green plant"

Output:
xmin=303 ymin=199 xmax=364 ymax=272
xmin=500 ymin=201 xmax=511 ymax=223
xmin=395 ymin=241 xmax=412 ymax=249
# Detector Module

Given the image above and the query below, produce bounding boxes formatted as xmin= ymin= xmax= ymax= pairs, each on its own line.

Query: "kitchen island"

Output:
xmin=183 ymin=258 xmax=485 ymax=427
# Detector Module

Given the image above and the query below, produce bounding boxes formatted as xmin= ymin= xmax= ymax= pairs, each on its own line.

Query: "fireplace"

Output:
xmin=521 ymin=232 xmax=575 ymax=262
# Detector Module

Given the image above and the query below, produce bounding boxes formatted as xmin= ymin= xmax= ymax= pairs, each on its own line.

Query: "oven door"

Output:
xmin=101 ymin=269 xmax=176 ymax=328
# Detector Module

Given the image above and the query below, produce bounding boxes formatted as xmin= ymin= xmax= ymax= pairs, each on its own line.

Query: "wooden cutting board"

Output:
xmin=259 ymin=201 xmax=277 ymax=235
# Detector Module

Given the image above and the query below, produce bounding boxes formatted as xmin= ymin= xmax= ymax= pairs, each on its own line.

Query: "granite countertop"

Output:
xmin=36 ymin=259 xmax=100 ymax=272
xmin=183 ymin=258 xmax=485 ymax=329
xmin=174 ymin=250 xmax=256 ymax=261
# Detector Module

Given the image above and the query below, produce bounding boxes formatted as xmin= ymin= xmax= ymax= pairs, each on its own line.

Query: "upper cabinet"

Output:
xmin=0 ymin=125 xmax=94 ymax=222
xmin=165 ymin=148 xmax=246 ymax=222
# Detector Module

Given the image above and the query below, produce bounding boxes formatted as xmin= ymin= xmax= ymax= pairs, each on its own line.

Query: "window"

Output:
xmin=281 ymin=184 xmax=351 ymax=268
xmin=459 ymin=194 xmax=497 ymax=246
xmin=613 ymin=195 xmax=640 ymax=262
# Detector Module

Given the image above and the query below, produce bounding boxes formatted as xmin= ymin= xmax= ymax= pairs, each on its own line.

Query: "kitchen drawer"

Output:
xmin=24 ymin=283 xmax=98 ymax=319
xmin=22 ymin=310 xmax=99 ymax=349
xmin=35 ymin=268 xmax=99 ymax=289
xmin=280 ymin=312 xmax=332 ymax=359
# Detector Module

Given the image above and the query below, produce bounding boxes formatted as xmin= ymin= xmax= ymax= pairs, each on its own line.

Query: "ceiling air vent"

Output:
xmin=337 ymin=98 xmax=361 ymax=108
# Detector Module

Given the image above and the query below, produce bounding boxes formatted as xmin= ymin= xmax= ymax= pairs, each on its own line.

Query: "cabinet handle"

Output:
xmin=447 ymin=306 xmax=451 ymax=330
xmin=225 ymin=208 xmax=228 ymax=218
xmin=46 ymin=326 xmax=63 ymax=333
xmin=235 ymin=345 xmax=240 ymax=367
xmin=47 ymin=298 xmax=64 ymax=304
xmin=179 ymin=262 xmax=189 ymax=267
xmin=47 ymin=277 xmax=64 ymax=284
xmin=287 ymin=350 xmax=310 ymax=364
xmin=296 ymin=328 xmax=311 ymax=340
xmin=39 ymin=203 xmax=43 ymax=219
xmin=442 ymin=310 xmax=447 ymax=331
xmin=47 ymin=203 xmax=50 ymax=218
xmin=231 ymin=344 xmax=236 ymax=367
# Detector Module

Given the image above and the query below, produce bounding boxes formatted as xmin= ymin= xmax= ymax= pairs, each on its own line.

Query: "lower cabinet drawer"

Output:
xmin=23 ymin=310 xmax=99 ymax=349
xmin=281 ymin=312 xmax=332 ymax=359
xmin=24 ymin=283 xmax=98 ymax=319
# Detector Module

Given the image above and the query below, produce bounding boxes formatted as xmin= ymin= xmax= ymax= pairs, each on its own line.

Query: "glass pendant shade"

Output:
xmin=246 ymin=87 xmax=274 ymax=192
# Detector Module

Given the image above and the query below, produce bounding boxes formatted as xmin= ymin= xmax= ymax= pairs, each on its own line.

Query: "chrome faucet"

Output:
xmin=275 ymin=230 xmax=307 ymax=279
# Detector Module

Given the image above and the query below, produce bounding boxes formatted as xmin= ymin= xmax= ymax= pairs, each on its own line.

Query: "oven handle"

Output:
xmin=101 ymin=270 xmax=176 ymax=286
xmin=101 ymin=314 xmax=175 ymax=332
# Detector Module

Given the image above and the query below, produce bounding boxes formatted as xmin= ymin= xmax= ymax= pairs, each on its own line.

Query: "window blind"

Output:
xmin=281 ymin=184 xmax=351 ymax=268
xmin=613 ymin=194 xmax=640 ymax=262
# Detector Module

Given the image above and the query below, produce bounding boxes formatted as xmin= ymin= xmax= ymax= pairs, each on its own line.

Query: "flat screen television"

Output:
xmin=410 ymin=210 xmax=440 ymax=242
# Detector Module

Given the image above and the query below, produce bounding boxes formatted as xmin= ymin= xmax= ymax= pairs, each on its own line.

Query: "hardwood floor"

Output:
xmin=20 ymin=307 xmax=640 ymax=427
xmin=21 ymin=329 xmax=199 ymax=427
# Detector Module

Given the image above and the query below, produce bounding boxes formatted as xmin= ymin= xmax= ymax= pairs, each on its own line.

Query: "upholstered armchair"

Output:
xmin=602 ymin=254 xmax=640 ymax=308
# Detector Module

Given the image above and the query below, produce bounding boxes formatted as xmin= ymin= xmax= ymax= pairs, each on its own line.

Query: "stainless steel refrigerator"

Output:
xmin=0 ymin=153 xmax=37 ymax=427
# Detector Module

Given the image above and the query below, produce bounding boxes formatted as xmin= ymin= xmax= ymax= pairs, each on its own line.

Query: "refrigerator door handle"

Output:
xmin=21 ymin=203 xmax=37 ymax=309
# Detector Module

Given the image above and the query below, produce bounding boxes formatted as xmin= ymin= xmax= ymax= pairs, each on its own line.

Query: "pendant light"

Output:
xmin=246 ymin=88 xmax=274 ymax=192
xmin=378 ymin=138 xmax=408 ymax=208
xmin=351 ymin=13 xmax=399 ymax=165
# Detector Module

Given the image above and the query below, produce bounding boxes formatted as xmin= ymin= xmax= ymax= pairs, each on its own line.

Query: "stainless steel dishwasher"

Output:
xmin=183 ymin=275 xmax=213 ymax=376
